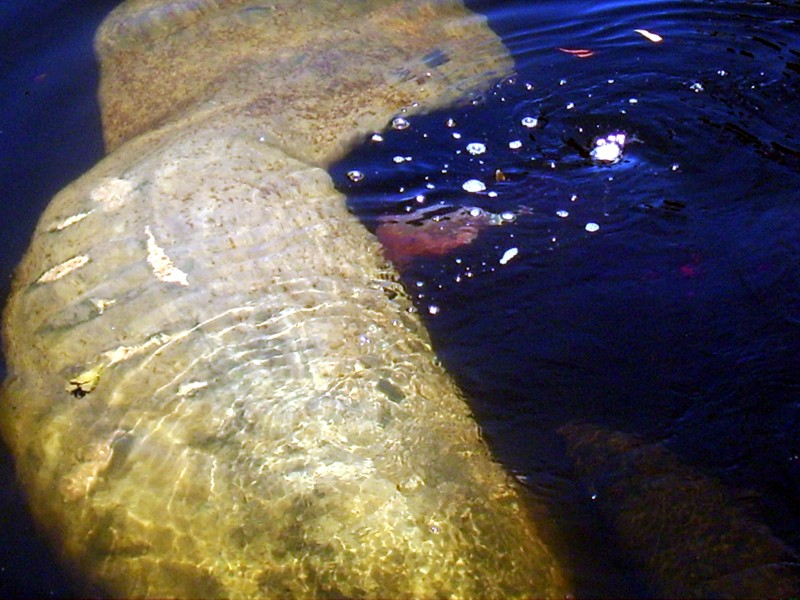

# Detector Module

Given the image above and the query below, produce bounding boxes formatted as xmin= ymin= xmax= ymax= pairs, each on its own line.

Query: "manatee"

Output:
xmin=0 ymin=1 xmax=569 ymax=597
xmin=560 ymin=422 xmax=800 ymax=598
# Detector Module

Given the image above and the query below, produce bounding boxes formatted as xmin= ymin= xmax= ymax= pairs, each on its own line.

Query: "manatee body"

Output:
xmin=1 ymin=1 xmax=568 ymax=597
xmin=560 ymin=422 xmax=800 ymax=598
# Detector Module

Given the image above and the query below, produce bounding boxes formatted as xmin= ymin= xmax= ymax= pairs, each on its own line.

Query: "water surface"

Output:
xmin=3 ymin=0 xmax=800 ymax=596
xmin=334 ymin=0 xmax=800 ymax=593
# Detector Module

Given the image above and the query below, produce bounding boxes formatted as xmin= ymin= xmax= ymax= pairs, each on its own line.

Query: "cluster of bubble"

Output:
xmin=335 ymin=76 xmax=648 ymax=310
xmin=348 ymin=106 xmax=611 ymax=245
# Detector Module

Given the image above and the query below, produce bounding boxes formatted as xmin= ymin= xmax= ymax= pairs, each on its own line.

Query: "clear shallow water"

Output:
xmin=2 ymin=0 xmax=800 ymax=597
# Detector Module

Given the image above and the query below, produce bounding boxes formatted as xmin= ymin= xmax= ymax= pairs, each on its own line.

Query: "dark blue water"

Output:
xmin=3 ymin=0 xmax=800 ymax=597
xmin=0 ymin=2 xmax=120 ymax=596
xmin=334 ymin=0 xmax=800 ymax=593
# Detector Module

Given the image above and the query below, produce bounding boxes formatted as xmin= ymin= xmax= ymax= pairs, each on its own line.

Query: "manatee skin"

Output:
xmin=0 ymin=1 xmax=568 ymax=598
xmin=560 ymin=423 xmax=800 ymax=599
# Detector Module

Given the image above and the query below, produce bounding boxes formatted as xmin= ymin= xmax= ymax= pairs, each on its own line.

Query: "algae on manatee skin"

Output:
xmin=0 ymin=1 xmax=570 ymax=597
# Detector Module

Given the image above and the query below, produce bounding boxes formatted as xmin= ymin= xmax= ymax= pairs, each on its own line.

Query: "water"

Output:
xmin=333 ymin=0 xmax=800 ymax=593
xmin=1 ymin=3 xmax=120 ymax=596
xmin=2 ymin=0 xmax=800 ymax=596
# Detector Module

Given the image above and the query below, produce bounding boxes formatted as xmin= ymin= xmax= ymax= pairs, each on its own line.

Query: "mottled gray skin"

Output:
xmin=1 ymin=1 xmax=568 ymax=598
xmin=561 ymin=423 xmax=800 ymax=598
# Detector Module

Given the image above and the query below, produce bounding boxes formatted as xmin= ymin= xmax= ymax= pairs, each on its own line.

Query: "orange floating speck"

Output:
xmin=558 ymin=47 xmax=595 ymax=58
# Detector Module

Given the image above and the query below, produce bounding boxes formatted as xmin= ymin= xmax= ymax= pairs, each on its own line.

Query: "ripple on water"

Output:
xmin=332 ymin=1 xmax=800 ymax=595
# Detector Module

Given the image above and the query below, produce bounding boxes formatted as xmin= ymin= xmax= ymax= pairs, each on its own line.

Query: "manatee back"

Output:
xmin=1 ymin=2 xmax=569 ymax=597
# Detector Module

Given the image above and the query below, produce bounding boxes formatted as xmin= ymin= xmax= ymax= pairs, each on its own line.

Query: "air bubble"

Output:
xmin=509 ymin=140 xmax=523 ymax=149
xmin=466 ymin=142 xmax=486 ymax=155
xmin=521 ymin=116 xmax=538 ymax=128
xmin=462 ymin=179 xmax=486 ymax=193
xmin=556 ymin=210 xmax=569 ymax=218
xmin=346 ymin=170 xmax=364 ymax=182
xmin=590 ymin=133 xmax=626 ymax=163
xmin=391 ymin=116 xmax=410 ymax=130
xmin=591 ymin=142 xmax=621 ymax=163
xmin=585 ymin=222 xmax=600 ymax=232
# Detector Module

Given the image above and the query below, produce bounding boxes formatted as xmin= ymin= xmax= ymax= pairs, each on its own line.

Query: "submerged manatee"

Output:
xmin=374 ymin=206 xmax=501 ymax=268
xmin=560 ymin=422 xmax=800 ymax=598
xmin=1 ymin=1 xmax=568 ymax=597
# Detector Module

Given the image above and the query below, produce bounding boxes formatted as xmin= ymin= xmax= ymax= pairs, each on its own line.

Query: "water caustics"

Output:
xmin=0 ymin=1 xmax=569 ymax=598
xmin=4 ymin=0 xmax=800 ymax=597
